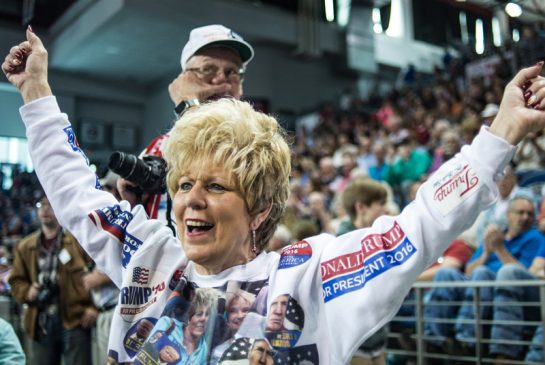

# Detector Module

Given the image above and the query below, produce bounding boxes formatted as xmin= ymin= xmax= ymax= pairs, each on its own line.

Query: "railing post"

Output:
xmin=415 ymin=287 xmax=424 ymax=365
xmin=539 ymin=285 xmax=545 ymax=358
xmin=473 ymin=286 xmax=482 ymax=365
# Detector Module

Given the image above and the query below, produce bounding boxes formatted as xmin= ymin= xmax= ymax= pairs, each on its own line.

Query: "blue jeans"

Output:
xmin=32 ymin=312 xmax=92 ymax=365
xmin=489 ymin=264 xmax=542 ymax=360
xmin=526 ymin=325 xmax=544 ymax=363
xmin=424 ymin=267 xmax=495 ymax=345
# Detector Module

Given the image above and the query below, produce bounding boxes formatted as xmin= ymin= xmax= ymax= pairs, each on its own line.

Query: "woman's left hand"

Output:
xmin=491 ymin=62 xmax=545 ymax=145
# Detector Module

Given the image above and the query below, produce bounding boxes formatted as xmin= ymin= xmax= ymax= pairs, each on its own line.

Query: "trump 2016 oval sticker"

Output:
xmin=279 ymin=241 xmax=312 ymax=269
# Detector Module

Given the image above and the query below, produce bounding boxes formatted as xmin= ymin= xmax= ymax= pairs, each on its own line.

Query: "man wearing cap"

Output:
xmin=481 ymin=103 xmax=499 ymax=126
xmin=170 ymin=24 xmax=253 ymax=113
xmin=127 ymin=24 xmax=254 ymax=224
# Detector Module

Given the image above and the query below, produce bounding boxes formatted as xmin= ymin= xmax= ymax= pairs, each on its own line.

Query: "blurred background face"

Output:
xmin=37 ymin=197 xmax=59 ymax=229
xmin=497 ymin=168 xmax=517 ymax=199
xmin=187 ymin=47 xmax=243 ymax=100
xmin=308 ymin=192 xmax=325 ymax=214
xmin=507 ymin=199 xmax=535 ymax=236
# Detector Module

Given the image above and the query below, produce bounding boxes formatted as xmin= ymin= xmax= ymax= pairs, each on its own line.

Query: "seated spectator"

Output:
xmin=367 ymin=142 xmax=390 ymax=182
xmin=480 ymin=103 xmax=499 ymax=127
xmin=461 ymin=164 xmax=521 ymax=248
xmin=291 ymin=219 xmax=319 ymax=242
xmin=330 ymin=149 xmax=360 ymax=194
xmin=356 ymin=134 xmax=376 ymax=173
xmin=305 ymin=191 xmax=333 ymax=234
xmin=428 ymin=130 xmax=462 ymax=174
xmin=488 ymin=246 xmax=545 ymax=362
xmin=513 ymin=130 xmax=545 ymax=175
xmin=267 ymin=225 xmax=292 ymax=253
xmin=388 ymin=181 xmax=472 ymax=365
xmin=385 ymin=136 xmax=431 ymax=207
xmin=424 ymin=196 xmax=545 ymax=353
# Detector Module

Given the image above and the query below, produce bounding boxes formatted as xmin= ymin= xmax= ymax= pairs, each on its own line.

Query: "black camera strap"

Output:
xmin=166 ymin=194 xmax=176 ymax=236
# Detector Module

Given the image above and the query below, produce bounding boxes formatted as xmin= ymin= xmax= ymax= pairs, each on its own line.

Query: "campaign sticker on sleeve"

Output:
xmin=431 ymin=163 xmax=481 ymax=216
xmin=278 ymin=241 xmax=312 ymax=269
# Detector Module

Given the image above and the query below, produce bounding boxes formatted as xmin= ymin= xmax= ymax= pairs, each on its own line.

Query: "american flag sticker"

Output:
xmin=132 ymin=267 xmax=150 ymax=285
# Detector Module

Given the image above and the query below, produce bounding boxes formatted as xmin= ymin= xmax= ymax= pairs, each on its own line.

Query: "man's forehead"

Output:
xmin=188 ymin=47 xmax=242 ymax=66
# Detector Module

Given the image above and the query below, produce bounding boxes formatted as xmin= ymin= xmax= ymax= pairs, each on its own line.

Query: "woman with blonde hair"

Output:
xmin=4 ymin=30 xmax=545 ymax=364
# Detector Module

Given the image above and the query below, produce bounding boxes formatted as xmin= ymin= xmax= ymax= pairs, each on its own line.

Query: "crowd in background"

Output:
xmin=1 ymin=23 xmax=545 ymax=365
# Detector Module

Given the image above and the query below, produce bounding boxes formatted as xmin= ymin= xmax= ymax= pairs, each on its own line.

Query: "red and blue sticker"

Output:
xmin=278 ymin=241 xmax=312 ymax=269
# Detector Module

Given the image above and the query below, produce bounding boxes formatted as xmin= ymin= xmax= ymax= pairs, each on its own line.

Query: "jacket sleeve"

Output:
xmin=8 ymin=239 xmax=32 ymax=305
xmin=329 ymin=127 xmax=516 ymax=361
xmin=20 ymin=96 xmax=167 ymax=287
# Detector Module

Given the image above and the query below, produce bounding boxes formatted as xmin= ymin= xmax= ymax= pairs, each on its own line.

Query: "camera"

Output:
xmin=108 ymin=152 xmax=167 ymax=194
xmin=35 ymin=281 xmax=57 ymax=308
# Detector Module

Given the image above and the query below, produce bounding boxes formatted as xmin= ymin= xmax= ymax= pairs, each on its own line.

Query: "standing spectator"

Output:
xmin=9 ymin=195 xmax=97 ymax=365
xmin=130 ymin=24 xmax=254 ymax=226
xmin=84 ymin=267 xmax=119 ymax=365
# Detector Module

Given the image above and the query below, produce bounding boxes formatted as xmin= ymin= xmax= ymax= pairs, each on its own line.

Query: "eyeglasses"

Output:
xmin=185 ymin=64 xmax=245 ymax=83
xmin=510 ymin=209 xmax=534 ymax=217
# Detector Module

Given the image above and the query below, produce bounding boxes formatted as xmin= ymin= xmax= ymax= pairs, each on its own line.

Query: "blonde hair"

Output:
xmin=162 ymin=99 xmax=291 ymax=250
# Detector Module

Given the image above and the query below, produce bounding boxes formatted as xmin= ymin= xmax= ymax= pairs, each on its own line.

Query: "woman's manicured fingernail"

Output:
xmin=527 ymin=94 xmax=538 ymax=106
xmin=533 ymin=104 xmax=542 ymax=110
xmin=536 ymin=61 xmax=544 ymax=66
xmin=524 ymin=90 xmax=532 ymax=100
xmin=27 ymin=24 xmax=33 ymax=33
xmin=522 ymin=80 xmax=532 ymax=90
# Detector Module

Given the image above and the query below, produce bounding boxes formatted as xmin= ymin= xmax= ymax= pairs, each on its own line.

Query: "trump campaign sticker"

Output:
xmin=278 ymin=241 xmax=312 ymax=269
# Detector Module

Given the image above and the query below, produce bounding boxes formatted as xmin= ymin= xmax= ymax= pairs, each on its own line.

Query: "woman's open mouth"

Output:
xmin=185 ymin=219 xmax=214 ymax=234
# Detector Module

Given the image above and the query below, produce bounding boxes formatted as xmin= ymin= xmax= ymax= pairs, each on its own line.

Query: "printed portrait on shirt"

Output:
xmin=124 ymin=317 xmax=158 ymax=357
xmin=264 ymin=294 xmax=304 ymax=350
xmin=134 ymin=287 xmax=218 ymax=365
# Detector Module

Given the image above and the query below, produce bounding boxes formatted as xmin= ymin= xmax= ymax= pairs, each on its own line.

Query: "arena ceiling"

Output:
xmin=0 ymin=0 xmax=543 ymax=88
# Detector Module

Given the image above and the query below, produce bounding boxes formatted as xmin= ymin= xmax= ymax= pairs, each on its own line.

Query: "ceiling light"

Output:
xmin=505 ymin=2 xmax=522 ymax=18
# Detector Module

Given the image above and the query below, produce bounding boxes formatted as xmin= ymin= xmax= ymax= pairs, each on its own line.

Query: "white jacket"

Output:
xmin=21 ymin=96 xmax=515 ymax=364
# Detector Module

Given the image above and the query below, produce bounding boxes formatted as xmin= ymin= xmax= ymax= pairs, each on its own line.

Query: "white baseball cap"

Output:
xmin=481 ymin=103 xmax=499 ymax=118
xmin=180 ymin=25 xmax=254 ymax=70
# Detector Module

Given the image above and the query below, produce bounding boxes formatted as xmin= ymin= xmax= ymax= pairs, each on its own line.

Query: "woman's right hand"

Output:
xmin=1 ymin=27 xmax=52 ymax=104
